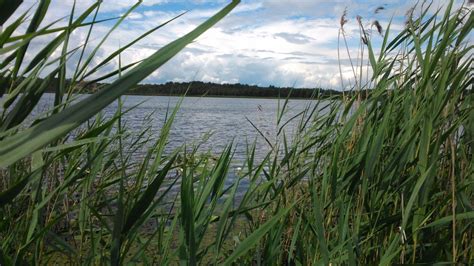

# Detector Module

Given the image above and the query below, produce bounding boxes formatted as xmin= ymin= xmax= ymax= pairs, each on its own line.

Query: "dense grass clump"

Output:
xmin=0 ymin=0 xmax=472 ymax=264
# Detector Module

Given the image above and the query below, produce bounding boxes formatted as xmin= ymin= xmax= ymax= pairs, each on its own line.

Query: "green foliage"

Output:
xmin=0 ymin=0 xmax=472 ymax=265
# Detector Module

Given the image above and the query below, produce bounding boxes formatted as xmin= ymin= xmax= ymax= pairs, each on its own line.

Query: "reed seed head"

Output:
xmin=340 ymin=8 xmax=348 ymax=31
xmin=373 ymin=20 xmax=383 ymax=36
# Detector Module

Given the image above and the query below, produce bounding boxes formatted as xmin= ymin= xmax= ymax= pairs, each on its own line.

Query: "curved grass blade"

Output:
xmin=83 ymin=11 xmax=187 ymax=79
xmin=21 ymin=2 xmax=101 ymax=74
xmin=0 ymin=0 xmax=23 ymax=26
xmin=73 ymin=1 xmax=140 ymax=82
xmin=11 ymin=0 xmax=51 ymax=78
xmin=0 ymin=10 xmax=28 ymax=47
xmin=5 ymin=17 xmax=119 ymax=43
xmin=223 ymin=203 xmax=293 ymax=265
xmin=122 ymin=153 xmax=178 ymax=234
xmin=423 ymin=212 xmax=474 ymax=228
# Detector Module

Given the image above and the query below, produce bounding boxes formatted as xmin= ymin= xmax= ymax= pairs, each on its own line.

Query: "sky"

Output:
xmin=7 ymin=0 xmax=470 ymax=90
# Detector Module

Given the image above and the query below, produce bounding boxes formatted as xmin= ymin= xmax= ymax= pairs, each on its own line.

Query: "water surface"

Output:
xmin=9 ymin=93 xmax=321 ymax=198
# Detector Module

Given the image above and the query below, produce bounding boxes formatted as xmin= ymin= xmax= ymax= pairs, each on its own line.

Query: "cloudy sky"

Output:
xmin=9 ymin=0 xmax=468 ymax=89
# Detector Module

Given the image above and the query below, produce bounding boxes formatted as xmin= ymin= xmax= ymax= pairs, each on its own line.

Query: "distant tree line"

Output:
xmin=41 ymin=79 xmax=472 ymax=100
xmin=44 ymin=80 xmax=345 ymax=99
xmin=128 ymin=81 xmax=343 ymax=98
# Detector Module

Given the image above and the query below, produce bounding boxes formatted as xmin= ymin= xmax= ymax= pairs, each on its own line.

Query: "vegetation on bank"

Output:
xmin=46 ymin=80 xmax=342 ymax=99
xmin=0 ymin=0 xmax=473 ymax=265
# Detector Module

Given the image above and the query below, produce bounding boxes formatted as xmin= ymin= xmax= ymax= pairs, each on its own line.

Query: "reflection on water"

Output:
xmin=115 ymin=95 xmax=312 ymax=162
xmin=31 ymin=94 xmax=316 ymax=163
xmin=19 ymin=93 xmax=322 ymax=198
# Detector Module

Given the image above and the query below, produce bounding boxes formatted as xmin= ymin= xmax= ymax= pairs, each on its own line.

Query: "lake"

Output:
xmin=30 ymin=94 xmax=317 ymax=162
xmin=11 ymin=93 xmax=321 ymax=198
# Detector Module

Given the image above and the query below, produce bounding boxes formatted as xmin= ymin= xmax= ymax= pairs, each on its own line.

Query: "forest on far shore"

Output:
xmin=52 ymin=81 xmax=344 ymax=99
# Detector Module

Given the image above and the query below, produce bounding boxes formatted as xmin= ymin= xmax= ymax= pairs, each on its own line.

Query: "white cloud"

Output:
xmin=4 ymin=0 xmax=465 ymax=90
xmin=128 ymin=12 xmax=144 ymax=20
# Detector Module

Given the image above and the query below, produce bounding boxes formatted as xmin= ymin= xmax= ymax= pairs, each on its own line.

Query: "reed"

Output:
xmin=0 ymin=0 xmax=472 ymax=264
